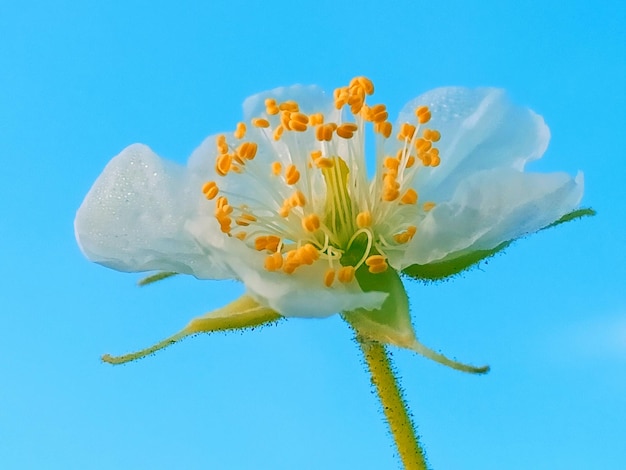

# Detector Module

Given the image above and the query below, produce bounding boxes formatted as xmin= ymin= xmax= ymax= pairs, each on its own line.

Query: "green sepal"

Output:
xmin=403 ymin=207 xmax=596 ymax=282
xmin=137 ymin=271 xmax=179 ymax=286
xmin=343 ymin=267 xmax=489 ymax=374
xmin=102 ymin=295 xmax=282 ymax=365
xmin=402 ymin=242 xmax=511 ymax=282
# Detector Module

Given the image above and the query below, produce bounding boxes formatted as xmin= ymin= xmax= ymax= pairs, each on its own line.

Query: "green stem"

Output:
xmin=358 ymin=338 xmax=428 ymax=470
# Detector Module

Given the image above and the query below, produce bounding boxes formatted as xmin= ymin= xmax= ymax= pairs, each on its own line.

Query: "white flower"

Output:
xmin=76 ymin=78 xmax=585 ymax=323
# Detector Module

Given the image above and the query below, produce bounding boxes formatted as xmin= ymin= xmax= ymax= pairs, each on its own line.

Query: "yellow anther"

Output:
xmin=265 ymin=98 xmax=279 ymax=115
xmin=291 ymin=190 xmax=307 ymax=207
xmin=369 ymin=104 xmax=388 ymax=123
xmin=336 ymin=122 xmax=358 ymax=139
xmin=255 ymin=235 xmax=280 ymax=252
xmin=264 ymin=252 xmax=284 ymax=271
xmin=400 ymin=188 xmax=418 ymax=205
xmin=236 ymin=213 xmax=257 ymax=226
xmin=315 ymin=124 xmax=334 ymax=141
xmin=254 ymin=236 xmax=268 ymax=251
xmin=235 ymin=232 xmax=247 ymax=241
xmin=309 ymin=113 xmax=324 ymax=126
xmin=298 ymin=243 xmax=319 ymax=265
xmin=285 ymin=164 xmax=300 ymax=185
xmin=384 ymin=157 xmax=400 ymax=172
xmin=218 ymin=217 xmax=231 ymax=234
xmin=355 ymin=76 xmax=375 ymax=95
xmin=337 ymin=266 xmax=356 ymax=283
xmin=215 ymin=203 xmax=233 ymax=216
xmin=237 ymin=141 xmax=258 ymax=160
xmin=356 ymin=211 xmax=372 ymax=228
xmin=291 ymin=112 xmax=309 ymax=124
xmin=216 ymin=134 xmax=229 ymax=154
xmin=324 ymin=269 xmax=335 ymax=287
xmin=234 ymin=122 xmax=246 ymax=139
xmin=430 ymin=153 xmax=441 ymax=167
xmin=406 ymin=155 xmax=416 ymax=168
xmin=280 ymin=111 xmax=292 ymax=130
xmin=310 ymin=150 xmax=322 ymax=161
xmin=266 ymin=235 xmax=281 ymax=252
xmin=398 ymin=122 xmax=416 ymax=140
xmin=271 ymin=161 xmax=282 ymax=176
xmin=302 ymin=214 xmax=321 ymax=232
xmin=423 ymin=129 xmax=441 ymax=142
xmin=252 ymin=118 xmax=270 ymax=128
xmin=201 ymin=181 xmax=219 ymax=200
xmin=382 ymin=187 xmax=400 ymax=202
xmin=279 ymin=204 xmax=290 ymax=218
xmin=365 ymin=254 xmax=386 ymax=267
xmin=215 ymin=154 xmax=233 ymax=176
xmin=374 ymin=121 xmax=392 ymax=138
xmin=368 ymin=262 xmax=388 ymax=274
xmin=279 ymin=100 xmax=299 ymax=112
xmin=334 ymin=86 xmax=349 ymax=109
xmin=423 ymin=201 xmax=436 ymax=211
xmin=415 ymin=105 xmax=431 ymax=124
xmin=289 ymin=120 xmax=307 ymax=132
xmin=415 ymin=138 xmax=432 ymax=154
xmin=216 ymin=196 xmax=228 ymax=209
xmin=315 ymin=157 xmax=334 ymax=169
xmin=273 ymin=125 xmax=284 ymax=141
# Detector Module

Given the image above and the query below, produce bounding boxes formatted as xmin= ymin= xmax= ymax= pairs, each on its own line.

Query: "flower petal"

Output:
xmin=185 ymin=220 xmax=387 ymax=317
xmin=75 ymin=144 xmax=233 ymax=278
xmin=391 ymin=168 xmax=584 ymax=267
xmin=399 ymin=87 xmax=551 ymax=201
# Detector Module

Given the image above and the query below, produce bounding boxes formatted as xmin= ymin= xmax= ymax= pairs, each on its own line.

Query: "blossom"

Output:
xmin=75 ymin=77 xmax=588 ymax=367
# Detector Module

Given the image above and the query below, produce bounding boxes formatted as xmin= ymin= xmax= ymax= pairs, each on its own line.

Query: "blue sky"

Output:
xmin=1 ymin=1 xmax=624 ymax=469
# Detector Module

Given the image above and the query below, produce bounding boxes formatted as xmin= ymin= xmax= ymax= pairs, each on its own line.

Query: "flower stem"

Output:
xmin=358 ymin=338 xmax=428 ymax=470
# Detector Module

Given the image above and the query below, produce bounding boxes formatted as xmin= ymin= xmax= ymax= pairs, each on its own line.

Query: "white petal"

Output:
xmin=75 ymin=144 xmax=233 ymax=278
xmin=185 ymin=221 xmax=387 ymax=318
xmin=399 ymin=87 xmax=551 ymax=201
xmin=392 ymin=169 xmax=584 ymax=267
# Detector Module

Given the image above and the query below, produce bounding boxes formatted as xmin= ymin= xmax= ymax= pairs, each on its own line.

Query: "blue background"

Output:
xmin=1 ymin=1 xmax=624 ymax=468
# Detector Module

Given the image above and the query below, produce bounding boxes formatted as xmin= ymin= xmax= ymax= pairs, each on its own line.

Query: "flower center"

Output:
xmin=201 ymin=77 xmax=441 ymax=287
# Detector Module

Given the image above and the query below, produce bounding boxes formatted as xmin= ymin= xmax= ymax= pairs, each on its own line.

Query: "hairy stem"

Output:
xmin=358 ymin=339 xmax=428 ymax=470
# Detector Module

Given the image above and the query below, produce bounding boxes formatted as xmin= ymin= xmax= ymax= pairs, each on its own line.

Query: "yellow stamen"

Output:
xmin=265 ymin=98 xmax=279 ymax=115
xmin=374 ymin=121 xmax=392 ymax=138
xmin=302 ymin=214 xmax=321 ymax=232
xmin=285 ymin=164 xmax=300 ymax=185
xmin=336 ymin=122 xmax=358 ymax=139
xmin=215 ymin=154 xmax=232 ymax=176
xmin=324 ymin=269 xmax=335 ymax=287
xmin=337 ymin=266 xmax=355 ymax=283
xmin=423 ymin=201 xmax=436 ymax=211
xmin=400 ymin=188 xmax=418 ymax=205
xmin=271 ymin=161 xmax=282 ymax=176
xmin=252 ymin=118 xmax=270 ymax=128
xmin=237 ymin=142 xmax=258 ymax=160
xmin=264 ymin=252 xmax=283 ymax=271
xmin=201 ymin=181 xmax=219 ymax=200
xmin=273 ymin=125 xmax=284 ymax=141
xmin=279 ymin=100 xmax=299 ymax=112
xmin=356 ymin=211 xmax=372 ymax=228
xmin=234 ymin=122 xmax=246 ymax=139
xmin=291 ymin=190 xmax=307 ymax=207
